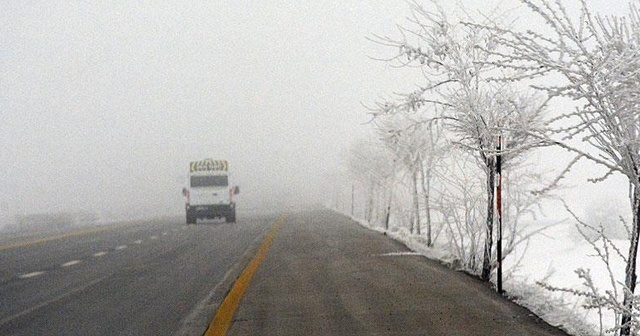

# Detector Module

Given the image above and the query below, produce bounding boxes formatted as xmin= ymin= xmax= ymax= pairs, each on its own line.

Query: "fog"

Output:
xmin=0 ymin=0 xmax=631 ymax=224
xmin=0 ymin=1 xmax=406 ymax=221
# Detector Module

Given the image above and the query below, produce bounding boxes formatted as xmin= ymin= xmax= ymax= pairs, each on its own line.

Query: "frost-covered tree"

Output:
xmin=348 ymin=139 xmax=396 ymax=226
xmin=371 ymin=1 xmax=547 ymax=281
xmin=476 ymin=0 xmax=640 ymax=333
xmin=417 ymin=120 xmax=446 ymax=246
xmin=373 ymin=112 xmax=446 ymax=240
xmin=433 ymin=149 xmax=486 ymax=270
xmin=538 ymin=207 xmax=635 ymax=335
xmin=375 ymin=116 xmax=422 ymax=234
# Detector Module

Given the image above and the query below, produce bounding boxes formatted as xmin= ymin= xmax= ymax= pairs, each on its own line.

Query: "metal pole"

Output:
xmin=496 ymin=135 xmax=503 ymax=294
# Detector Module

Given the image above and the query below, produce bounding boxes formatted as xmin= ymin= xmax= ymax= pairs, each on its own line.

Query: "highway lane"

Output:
xmin=223 ymin=209 xmax=569 ymax=336
xmin=0 ymin=214 xmax=277 ymax=336
xmin=1 ymin=208 xmax=572 ymax=335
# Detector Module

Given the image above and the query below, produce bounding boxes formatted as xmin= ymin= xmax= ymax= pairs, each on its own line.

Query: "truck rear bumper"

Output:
xmin=186 ymin=203 xmax=235 ymax=219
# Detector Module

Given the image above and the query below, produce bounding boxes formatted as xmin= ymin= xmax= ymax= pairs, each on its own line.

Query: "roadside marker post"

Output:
xmin=496 ymin=136 xmax=504 ymax=295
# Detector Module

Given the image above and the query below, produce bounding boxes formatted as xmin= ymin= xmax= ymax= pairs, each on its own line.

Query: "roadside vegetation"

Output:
xmin=339 ymin=1 xmax=640 ymax=335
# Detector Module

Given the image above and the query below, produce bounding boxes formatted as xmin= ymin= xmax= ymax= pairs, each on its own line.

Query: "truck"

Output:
xmin=183 ymin=159 xmax=239 ymax=224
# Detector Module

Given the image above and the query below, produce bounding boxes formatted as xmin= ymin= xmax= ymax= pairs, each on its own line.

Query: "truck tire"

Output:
xmin=186 ymin=209 xmax=196 ymax=225
xmin=226 ymin=209 xmax=236 ymax=223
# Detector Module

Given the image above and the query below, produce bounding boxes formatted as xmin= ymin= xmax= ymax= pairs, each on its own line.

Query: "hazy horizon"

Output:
xmin=0 ymin=0 xmax=632 ymax=224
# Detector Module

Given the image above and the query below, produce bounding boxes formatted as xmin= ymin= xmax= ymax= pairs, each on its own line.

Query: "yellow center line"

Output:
xmin=204 ymin=215 xmax=286 ymax=336
xmin=0 ymin=223 xmax=134 ymax=251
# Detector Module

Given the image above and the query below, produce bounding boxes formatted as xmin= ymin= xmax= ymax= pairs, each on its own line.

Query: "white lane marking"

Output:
xmin=0 ymin=276 xmax=108 ymax=326
xmin=93 ymin=251 xmax=108 ymax=257
xmin=19 ymin=271 xmax=45 ymax=279
xmin=150 ymin=235 xmax=158 ymax=240
xmin=61 ymin=260 xmax=81 ymax=267
xmin=115 ymin=245 xmax=128 ymax=250
xmin=374 ymin=252 xmax=422 ymax=257
xmin=134 ymin=240 xmax=143 ymax=244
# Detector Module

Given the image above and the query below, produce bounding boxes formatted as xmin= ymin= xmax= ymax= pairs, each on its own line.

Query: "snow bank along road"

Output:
xmin=0 ymin=209 xmax=568 ymax=335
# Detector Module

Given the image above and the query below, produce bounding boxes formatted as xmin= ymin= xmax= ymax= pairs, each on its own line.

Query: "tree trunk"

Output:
xmin=425 ymin=193 xmax=432 ymax=246
xmin=481 ymin=161 xmax=495 ymax=282
xmin=420 ymin=162 xmax=432 ymax=245
xmin=366 ymin=182 xmax=374 ymax=222
xmin=413 ymin=170 xmax=421 ymax=235
xmin=621 ymin=183 xmax=640 ymax=336
xmin=385 ymin=188 xmax=392 ymax=231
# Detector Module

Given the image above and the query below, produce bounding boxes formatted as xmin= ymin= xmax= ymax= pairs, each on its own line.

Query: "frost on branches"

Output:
xmin=369 ymin=1 xmax=547 ymax=282
xmin=347 ymin=139 xmax=396 ymax=225
xmin=538 ymin=207 xmax=638 ymax=335
xmin=474 ymin=0 xmax=640 ymax=334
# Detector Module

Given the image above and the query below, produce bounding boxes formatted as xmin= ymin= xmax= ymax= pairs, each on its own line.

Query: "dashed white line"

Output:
xmin=374 ymin=252 xmax=422 ymax=257
xmin=17 ymin=232 xmax=165 ymax=281
xmin=61 ymin=260 xmax=81 ymax=267
xmin=19 ymin=271 xmax=45 ymax=279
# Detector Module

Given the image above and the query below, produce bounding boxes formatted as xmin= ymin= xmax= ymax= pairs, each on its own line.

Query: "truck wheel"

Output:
xmin=186 ymin=211 xmax=196 ymax=225
xmin=226 ymin=210 xmax=236 ymax=223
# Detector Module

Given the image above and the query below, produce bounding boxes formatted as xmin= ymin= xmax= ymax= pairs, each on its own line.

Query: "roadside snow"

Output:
xmin=348 ymin=213 xmax=615 ymax=336
xmin=508 ymin=221 xmax=627 ymax=335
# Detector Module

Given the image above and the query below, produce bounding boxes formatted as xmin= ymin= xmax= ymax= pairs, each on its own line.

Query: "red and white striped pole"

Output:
xmin=496 ymin=135 xmax=504 ymax=294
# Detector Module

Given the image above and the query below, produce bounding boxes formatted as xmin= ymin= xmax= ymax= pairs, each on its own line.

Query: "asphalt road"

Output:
xmin=226 ymin=210 xmax=569 ymax=336
xmin=0 ymin=213 xmax=275 ymax=336
xmin=0 ymin=208 xmax=570 ymax=336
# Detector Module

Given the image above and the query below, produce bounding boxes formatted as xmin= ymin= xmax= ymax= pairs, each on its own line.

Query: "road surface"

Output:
xmin=223 ymin=210 xmax=569 ymax=336
xmin=0 ymin=214 xmax=274 ymax=336
xmin=0 ymin=208 xmax=569 ymax=335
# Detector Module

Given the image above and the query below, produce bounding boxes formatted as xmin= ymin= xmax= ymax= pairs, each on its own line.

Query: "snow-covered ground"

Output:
xmin=507 ymin=221 xmax=628 ymax=335
xmin=346 ymin=211 xmax=629 ymax=336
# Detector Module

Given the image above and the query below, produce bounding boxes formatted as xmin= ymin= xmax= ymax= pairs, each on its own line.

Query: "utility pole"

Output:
xmin=496 ymin=135 xmax=504 ymax=294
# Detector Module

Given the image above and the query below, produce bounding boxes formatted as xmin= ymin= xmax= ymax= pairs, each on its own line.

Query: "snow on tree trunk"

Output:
xmin=421 ymin=160 xmax=433 ymax=246
xmin=481 ymin=159 xmax=496 ymax=282
xmin=413 ymin=169 xmax=421 ymax=235
xmin=622 ymin=184 xmax=640 ymax=335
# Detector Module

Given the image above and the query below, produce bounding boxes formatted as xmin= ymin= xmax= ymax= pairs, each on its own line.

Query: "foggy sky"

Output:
xmin=0 ymin=0 xmax=631 ymax=220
